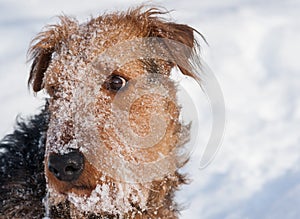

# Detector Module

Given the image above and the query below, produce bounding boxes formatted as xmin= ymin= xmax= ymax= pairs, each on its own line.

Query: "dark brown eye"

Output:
xmin=105 ymin=75 xmax=127 ymax=91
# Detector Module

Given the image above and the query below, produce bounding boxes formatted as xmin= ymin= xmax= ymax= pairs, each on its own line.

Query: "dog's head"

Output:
xmin=28 ymin=6 xmax=201 ymax=217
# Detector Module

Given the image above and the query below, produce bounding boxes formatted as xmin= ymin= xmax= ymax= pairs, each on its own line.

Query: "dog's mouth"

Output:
xmin=70 ymin=184 xmax=93 ymax=191
xmin=47 ymin=176 xmax=97 ymax=197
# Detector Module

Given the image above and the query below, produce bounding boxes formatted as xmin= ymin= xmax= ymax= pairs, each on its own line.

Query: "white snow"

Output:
xmin=0 ymin=0 xmax=299 ymax=218
xmin=68 ymin=182 xmax=148 ymax=216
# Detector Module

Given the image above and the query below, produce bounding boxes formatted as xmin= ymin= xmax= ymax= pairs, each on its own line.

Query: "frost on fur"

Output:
xmin=1 ymin=5 xmax=203 ymax=219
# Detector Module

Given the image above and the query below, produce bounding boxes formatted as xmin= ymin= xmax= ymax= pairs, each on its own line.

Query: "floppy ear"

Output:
xmin=28 ymin=16 xmax=73 ymax=92
xmin=28 ymin=48 xmax=53 ymax=92
xmin=28 ymin=27 xmax=58 ymax=93
xmin=150 ymin=22 xmax=194 ymax=51
xmin=148 ymin=18 xmax=201 ymax=78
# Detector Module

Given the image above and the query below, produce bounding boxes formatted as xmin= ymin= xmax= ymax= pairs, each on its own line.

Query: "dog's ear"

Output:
xmin=28 ymin=17 xmax=73 ymax=92
xmin=150 ymin=22 xmax=195 ymax=52
xmin=28 ymin=27 xmax=58 ymax=93
xmin=149 ymin=18 xmax=199 ymax=78
xmin=28 ymin=48 xmax=53 ymax=92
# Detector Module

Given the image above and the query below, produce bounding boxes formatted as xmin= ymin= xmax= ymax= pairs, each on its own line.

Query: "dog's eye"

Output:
xmin=105 ymin=75 xmax=127 ymax=91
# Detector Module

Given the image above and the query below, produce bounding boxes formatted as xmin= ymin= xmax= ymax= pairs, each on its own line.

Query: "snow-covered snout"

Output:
xmin=28 ymin=7 xmax=200 ymax=218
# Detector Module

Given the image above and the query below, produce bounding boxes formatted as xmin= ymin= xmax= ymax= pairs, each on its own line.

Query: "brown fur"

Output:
xmin=25 ymin=6 xmax=201 ymax=218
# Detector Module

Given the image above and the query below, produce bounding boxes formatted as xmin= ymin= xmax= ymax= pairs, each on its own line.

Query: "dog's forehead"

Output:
xmin=46 ymin=20 xmax=148 ymax=84
xmin=65 ymin=18 xmax=142 ymax=58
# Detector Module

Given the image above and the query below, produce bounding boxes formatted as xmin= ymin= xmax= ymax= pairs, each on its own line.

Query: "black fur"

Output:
xmin=0 ymin=103 xmax=125 ymax=219
xmin=0 ymin=103 xmax=49 ymax=218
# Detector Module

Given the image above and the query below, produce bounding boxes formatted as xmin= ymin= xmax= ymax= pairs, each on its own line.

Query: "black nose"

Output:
xmin=48 ymin=150 xmax=84 ymax=182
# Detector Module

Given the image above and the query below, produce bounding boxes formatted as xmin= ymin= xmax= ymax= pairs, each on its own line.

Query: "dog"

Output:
xmin=0 ymin=6 xmax=203 ymax=218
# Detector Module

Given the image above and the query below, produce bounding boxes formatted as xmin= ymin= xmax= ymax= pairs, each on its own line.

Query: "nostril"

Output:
xmin=48 ymin=163 xmax=65 ymax=181
xmin=65 ymin=163 xmax=81 ymax=175
xmin=49 ymin=165 xmax=59 ymax=175
xmin=48 ymin=150 xmax=84 ymax=182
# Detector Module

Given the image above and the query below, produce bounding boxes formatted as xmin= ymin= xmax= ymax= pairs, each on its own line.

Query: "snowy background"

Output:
xmin=0 ymin=0 xmax=300 ymax=218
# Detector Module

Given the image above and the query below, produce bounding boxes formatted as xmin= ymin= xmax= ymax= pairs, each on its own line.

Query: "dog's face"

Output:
xmin=29 ymin=8 xmax=196 ymax=217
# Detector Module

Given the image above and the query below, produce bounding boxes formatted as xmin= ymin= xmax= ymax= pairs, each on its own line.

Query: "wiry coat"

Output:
xmin=0 ymin=6 xmax=202 ymax=219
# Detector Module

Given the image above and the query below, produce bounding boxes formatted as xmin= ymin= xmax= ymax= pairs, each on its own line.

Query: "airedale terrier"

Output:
xmin=0 ymin=6 xmax=203 ymax=218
